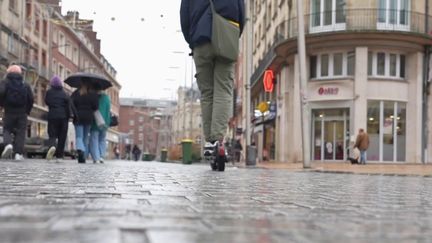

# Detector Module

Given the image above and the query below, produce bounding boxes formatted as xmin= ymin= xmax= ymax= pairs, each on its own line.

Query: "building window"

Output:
xmin=310 ymin=0 xmax=346 ymax=33
xmin=367 ymin=100 xmax=406 ymax=162
xmin=139 ymin=116 xmax=144 ymax=122
xmin=52 ymin=60 xmax=57 ymax=75
xmin=7 ymin=35 xmax=17 ymax=55
xmin=34 ymin=10 xmax=40 ymax=34
xmin=72 ymin=47 xmax=78 ymax=65
xmin=368 ymin=52 xmax=406 ymax=79
xmin=33 ymin=47 xmax=39 ymax=68
xmin=9 ymin=0 xmax=17 ymax=12
xmin=41 ymin=50 xmax=47 ymax=67
xmin=310 ymin=51 xmax=354 ymax=79
xmin=347 ymin=51 xmax=355 ymax=75
xmin=378 ymin=0 xmax=410 ymax=31
xmin=25 ymin=1 xmax=32 ymax=18
xmin=58 ymin=64 xmax=64 ymax=80
xmin=59 ymin=34 xmax=65 ymax=55
xmin=42 ymin=20 xmax=48 ymax=39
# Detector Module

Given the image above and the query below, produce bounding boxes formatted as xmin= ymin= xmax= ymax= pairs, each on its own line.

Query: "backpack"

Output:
xmin=5 ymin=79 xmax=27 ymax=107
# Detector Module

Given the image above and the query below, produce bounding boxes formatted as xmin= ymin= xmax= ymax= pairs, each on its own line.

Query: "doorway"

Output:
xmin=312 ymin=109 xmax=350 ymax=161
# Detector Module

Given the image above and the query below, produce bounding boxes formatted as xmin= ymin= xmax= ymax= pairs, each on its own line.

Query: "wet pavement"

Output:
xmin=0 ymin=160 xmax=431 ymax=243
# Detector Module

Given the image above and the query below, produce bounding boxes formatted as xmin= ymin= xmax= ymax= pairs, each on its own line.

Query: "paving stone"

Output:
xmin=0 ymin=160 xmax=431 ymax=242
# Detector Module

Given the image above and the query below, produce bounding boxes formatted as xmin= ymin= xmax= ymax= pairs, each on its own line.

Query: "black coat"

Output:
xmin=44 ymin=86 xmax=71 ymax=120
xmin=180 ymin=0 xmax=245 ymax=49
xmin=70 ymin=90 xmax=98 ymax=126
xmin=0 ymin=73 xmax=34 ymax=115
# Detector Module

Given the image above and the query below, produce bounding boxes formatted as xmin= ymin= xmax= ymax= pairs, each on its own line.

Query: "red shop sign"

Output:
xmin=263 ymin=70 xmax=274 ymax=93
xmin=318 ymin=87 xmax=339 ymax=95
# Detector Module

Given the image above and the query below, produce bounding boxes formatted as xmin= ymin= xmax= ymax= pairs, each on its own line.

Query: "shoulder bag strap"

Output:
xmin=208 ymin=0 xmax=215 ymax=13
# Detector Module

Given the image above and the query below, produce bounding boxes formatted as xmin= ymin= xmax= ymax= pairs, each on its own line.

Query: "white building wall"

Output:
xmin=287 ymin=55 xmax=303 ymax=162
xmin=353 ymin=47 xmax=368 ymax=137
xmin=406 ymin=52 xmax=423 ymax=163
xmin=428 ymin=81 xmax=432 ymax=163
xmin=277 ymin=65 xmax=290 ymax=162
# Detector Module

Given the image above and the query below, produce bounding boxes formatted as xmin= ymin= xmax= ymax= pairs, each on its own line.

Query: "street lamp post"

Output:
xmin=171 ymin=51 xmax=189 ymax=140
xmin=245 ymin=0 xmax=253 ymax=165
xmin=297 ymin=0 xmax=311 ymax=168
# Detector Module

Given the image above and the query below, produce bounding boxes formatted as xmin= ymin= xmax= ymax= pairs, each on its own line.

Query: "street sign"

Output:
xmin=263 ymin=70 xmax=274 ymax=92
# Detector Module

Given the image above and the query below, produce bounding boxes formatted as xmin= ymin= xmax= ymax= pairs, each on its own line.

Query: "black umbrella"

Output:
xmin=64 ymin=72 xmax=112 ymax=90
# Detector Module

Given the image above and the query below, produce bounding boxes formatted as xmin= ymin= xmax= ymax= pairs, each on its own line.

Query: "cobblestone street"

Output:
xmin=0 ymin=160 xmax=431 ymax=243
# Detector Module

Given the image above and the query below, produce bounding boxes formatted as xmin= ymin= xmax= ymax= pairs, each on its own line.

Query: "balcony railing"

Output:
xmin=250 ymin=9 xmax=432 ymax=85
xmin=275 ymin=9 xmax=432 ymax=44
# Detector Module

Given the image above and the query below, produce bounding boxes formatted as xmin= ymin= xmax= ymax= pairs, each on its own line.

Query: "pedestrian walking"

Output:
xmin=125 ymin=144 xmax=131 ymax=160
xmin=180 ymin=0 xmax=245 ymax=171
xmin=234 ymin=138 xmax=242 ymax=162
xmin=71 ymin=80 xmax=99 ymax=163
xmin=89 ymin=89 xmax=111 ymax=164
xmin=113 ymin=145 xmax=120 ymax=160
xmin=354 ymin=128 xmax=370 ymax=164
xmin=132 ymin=144 xmax=141 ymax=162
xmin=44 ymin=75 xmax=71 ymax=162
xmin=0 ymin=65 xmax=34 ymax=161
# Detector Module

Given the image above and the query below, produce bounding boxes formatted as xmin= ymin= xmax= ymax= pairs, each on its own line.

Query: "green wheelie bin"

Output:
xmin=181 ymin=139 xmax=193 ymax=164
xmin=160 ymin=149 xmax=168 ymax=162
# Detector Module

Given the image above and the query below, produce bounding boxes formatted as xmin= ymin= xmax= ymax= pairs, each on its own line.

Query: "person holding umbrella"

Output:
xmin=44 ymin=75 xmax=71 ymax=162
xmin=89 ymin=83 xmax=111 ymax=164
xmin=69 ymin=78 xmax=99 ymax=163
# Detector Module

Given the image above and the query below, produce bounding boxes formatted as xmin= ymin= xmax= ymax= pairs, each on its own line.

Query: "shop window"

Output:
xmin=367 ymin=100 xmax=406 ymax=162
xmin=369 ymin=52 xmax=406 ymax=79
xmin=310 ymin=51 xmax=354 ymax=79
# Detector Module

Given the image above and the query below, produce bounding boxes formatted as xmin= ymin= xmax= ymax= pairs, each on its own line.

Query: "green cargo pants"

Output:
xmin=193 ymin=42 xmax=235 ymax=142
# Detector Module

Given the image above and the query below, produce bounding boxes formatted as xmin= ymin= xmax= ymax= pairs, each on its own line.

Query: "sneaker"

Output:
xmin=55 ymin=158 xmax=63 ymax=163
xmin=46 ymin=146 xmax=56 ymax=160
xmin=100 ymin=158 xmax=104 ymax=164
xmin=1 ymin=144 xmax=13 ymax=159
xmin=203 ymin=141 xmax=218 ymax=157
xmin=14 ymin=153 xmax=23 ymax=161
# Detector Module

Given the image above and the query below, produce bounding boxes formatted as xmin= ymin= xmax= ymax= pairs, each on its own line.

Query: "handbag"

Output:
xmin=109 ymin=113 xmax=118 ymax=127
xmin=94 ymin=110 xmax=105 ymax=127
xmin=208 ymin=0 xmax=240 ymax=62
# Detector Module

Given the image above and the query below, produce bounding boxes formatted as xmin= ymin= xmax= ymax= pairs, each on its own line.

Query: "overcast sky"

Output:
xmin=61 ymin=0 xmax=192 ymax=100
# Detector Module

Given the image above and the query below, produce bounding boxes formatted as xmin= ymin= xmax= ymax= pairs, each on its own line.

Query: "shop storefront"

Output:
xmin=106 ymin=129 xmax=120 ymax=159
xmin=312 ymin=108 xmax=350 ymax=161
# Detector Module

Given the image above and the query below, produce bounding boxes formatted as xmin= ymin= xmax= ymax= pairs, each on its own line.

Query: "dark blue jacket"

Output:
xmin=45 ymin=86 xmax=71 ymax=120
xmin=180 ymin=0 xmax=245 ymax=49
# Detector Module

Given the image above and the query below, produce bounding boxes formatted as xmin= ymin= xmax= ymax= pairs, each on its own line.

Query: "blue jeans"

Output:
xmin=89 ymin=129 xmax=107 ymax=161
xmin=360 ymin=150 xmax=367 ymax=164
xmin=75 ymin=125 xmax=91 ymax=155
